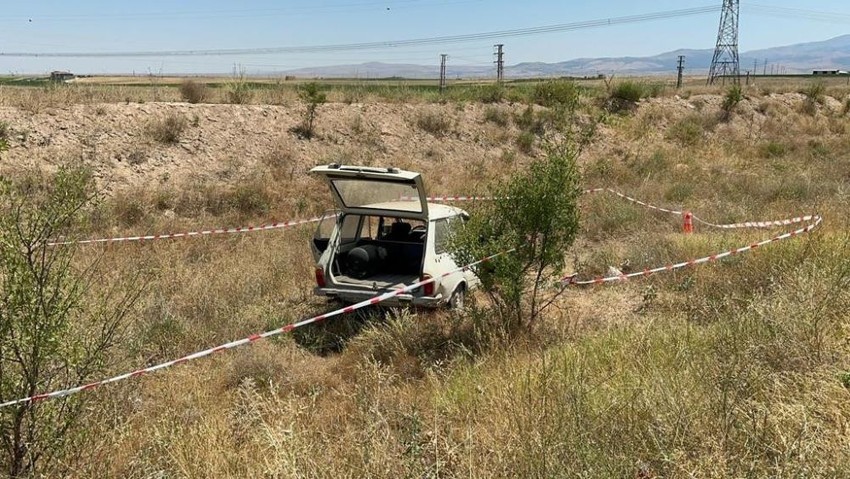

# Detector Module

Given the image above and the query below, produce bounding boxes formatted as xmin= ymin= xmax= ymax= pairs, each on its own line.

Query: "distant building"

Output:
xmin=50 ymin=71 xmax=75 ymax=82
xmin=812 ymin=69 xmax=848 ymax=75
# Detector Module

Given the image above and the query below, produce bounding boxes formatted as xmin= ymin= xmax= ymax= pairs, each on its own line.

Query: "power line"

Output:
xmin=0 ymin=0 xmax=486 ymax=22
xmin=746 ymin=4 xmax=850 ymax=23
xmin=0 ymin=6 xmax=720 ymax=58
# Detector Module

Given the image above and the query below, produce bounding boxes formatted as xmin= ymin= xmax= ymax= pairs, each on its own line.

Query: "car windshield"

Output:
xmin=331 ymin=179 xmax=423 ymax=213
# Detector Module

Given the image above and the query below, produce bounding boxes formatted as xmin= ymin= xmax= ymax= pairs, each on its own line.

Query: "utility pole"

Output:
xmin=707 ymin=0 xmax=740 ymax=85
xmin=439 ymin=54 xmax=448 ymax=93
xmin=753 ymin=59 xmax=758 ymax=78
xmin=493 ymin=44 xmax=505 ymax=83
xmin=676 ymin=55 xmax=685 ymax=89
xmin=763 ymin=59 xmax=767 ymax=75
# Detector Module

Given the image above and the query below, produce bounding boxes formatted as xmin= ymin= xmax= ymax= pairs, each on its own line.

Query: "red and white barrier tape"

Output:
xmin=47 ymin=214 xmax=334 ymax=247
xmin=399 ymin=195 xmax=496 ymax=202
xmin=561 ymin=215 xmax=822 ymax=286
xmin=0 ymin=250 xmax=509 ymax=409
xmin=6 ymin=207 xmax=824 ymax=408
xmin=432 ymin=188 xmax=814 ymax=231
xmin=583 ymin=187 xmax=684 ymax=215
xmin=691 ymin=215 xmax=818 ymax=230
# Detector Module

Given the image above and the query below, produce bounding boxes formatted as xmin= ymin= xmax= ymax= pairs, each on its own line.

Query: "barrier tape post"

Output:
xmin=683 ymin=211 xmax=694 ymax=234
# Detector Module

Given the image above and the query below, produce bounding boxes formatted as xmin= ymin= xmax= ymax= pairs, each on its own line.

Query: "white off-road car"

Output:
xmin=310 ymin=164 xmax=478 ymax=309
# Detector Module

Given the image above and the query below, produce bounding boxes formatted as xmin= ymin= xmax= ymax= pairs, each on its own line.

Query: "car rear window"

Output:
xmin=331 ymin=179 xmax=423 ymax=213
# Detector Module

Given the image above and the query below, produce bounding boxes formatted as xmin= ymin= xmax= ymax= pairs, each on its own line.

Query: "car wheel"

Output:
xmin=449 ymin=285 xmax=466 ymax=311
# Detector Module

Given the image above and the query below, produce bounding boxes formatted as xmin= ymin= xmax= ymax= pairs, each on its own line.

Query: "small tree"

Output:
xmin=721 ymin=84 xmax=743 ymax=120
xmin=0 ymin=166 xmax=135 ymax=477
xmin=293 ymin=82 xmax=327 ymax=139
xmin=449 ymin=144 xmax=582 ymax=331
xmin=179 ymin=80 xmax=208 ymax=104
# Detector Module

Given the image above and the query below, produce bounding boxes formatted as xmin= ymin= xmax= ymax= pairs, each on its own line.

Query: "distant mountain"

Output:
xmin=276 ymin=34 xmax=850 ymax=79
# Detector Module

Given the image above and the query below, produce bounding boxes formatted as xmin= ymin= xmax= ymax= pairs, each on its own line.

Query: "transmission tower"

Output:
xmin=439 ymin=54 xmax=448 ymax=92
xmin=707 ymin=0 xmax=740 ymax=85
xmin=493 ymin=44 xmax=504 ymax=83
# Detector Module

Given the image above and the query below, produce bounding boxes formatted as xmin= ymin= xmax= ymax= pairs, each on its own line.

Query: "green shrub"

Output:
xmin=801 ymin=82 xmax=826 ymax=116
xmin=483 ymin=106 xmax=510 ymax=127
xmin=229 ymin=182 xmax=271 ymax=217
xmin=179 ymin=80 xmax=208 ymax=104
xmin=514 ymin=105 xmax=545 ymax=136
xmin=225 ymin=69 xmax=253 ymax=104
xmin=532 ymin=80 xmax=580 ymax=108
xmin=516 ymin=131 xmax=535 ymax=154
xmin=607 ymin=81 xmax=661 ymax=113
xmin=667 ymin=114 xmax=713 ymax=146
xmin=449 ymin=144 xmax=581 ymax=330
xmin=664 ymin=182 xmax=694 ymax=203
xmin=759 ymin=141 xmax=788 ymax=159
xmin=0 ymin=166 xmax=135 ymax=477
xmin=722 ymin=84 xmax=743 ymax=117
xmin=802 ymin=81 xmax=826 ymax=104
xmin=291 ymin=82 xmax=327 ymax=139
xmin=147 ymin=114 xmax=187 ymax=144
xmin=612 ymin=81 xmax=645 ymax=103
xmin=478 ymin=84 xmax=505 ymax=103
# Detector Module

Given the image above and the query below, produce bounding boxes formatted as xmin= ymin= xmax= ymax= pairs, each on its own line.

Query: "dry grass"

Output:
xmin=1 ymin=80 xmax=850 ymax=477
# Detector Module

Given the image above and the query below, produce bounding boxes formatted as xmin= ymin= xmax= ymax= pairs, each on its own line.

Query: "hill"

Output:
xmin=277 ymin=34 xmax=850 ymax=78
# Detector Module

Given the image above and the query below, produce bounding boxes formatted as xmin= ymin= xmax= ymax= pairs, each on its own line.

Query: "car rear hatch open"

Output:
xmin=309 ymin=164 xmax=429 ymax=220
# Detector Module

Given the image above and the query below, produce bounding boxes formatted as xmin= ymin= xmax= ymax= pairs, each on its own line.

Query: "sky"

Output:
xmin=0 ymin=0 xmax=848 ymax=74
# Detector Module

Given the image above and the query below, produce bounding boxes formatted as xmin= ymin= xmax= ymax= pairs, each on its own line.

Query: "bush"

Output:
xmin=0 ymin=166 xmax=135 ymax=477
xmin=147 ymin=114 xmax=187 ymax=144
xmin=291 ymin=82 xmax=327 ymax=139
xmin=532 ymin=80 xmax=580 ymax=109
xmin=801 ymin=82 xmax=826 ymax=116
xmin=612 ymin=81 xmax=645 ymax=103
xmin=478 ymin=84 xmax=505 ymax=103
xmin=667 ymin=114 xmax=712 ymax=146
xmin=449 ymin=144 xmax=582 ymax=330
xmin=179 ymin=80 xmax=208 ymax=104
xmin=607 ymin=81 xmax=661 ymax=113
xmin=483 ymin=106 xmax=510 ymax=127
xmin=759 ymin=141 xmax=788 ymax=159
xmin=802 ymin=81 xmax=826 ymax=104
xmin=516 ymin=131 xmax=535 ymax=154
xmin=514 ymin=105 xmax=545 ymax=136
xmin=225 ymin=69 xmax=253 ymax=104
xmin=415 ymin=110 xmax=452 ymax=137
xmin=721 ymin=84 xmax=743 ymax=118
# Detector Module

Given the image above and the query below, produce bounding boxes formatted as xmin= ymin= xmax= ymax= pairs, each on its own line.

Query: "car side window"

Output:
xmin=339 ymin=215 xmax=361 ymax=244
xmin=434 ymin=219 xmax=450 ymax=255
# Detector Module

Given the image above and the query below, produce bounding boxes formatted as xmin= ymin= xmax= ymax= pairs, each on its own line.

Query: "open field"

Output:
xmin=0 ymin=77 xmax=849 ymax=477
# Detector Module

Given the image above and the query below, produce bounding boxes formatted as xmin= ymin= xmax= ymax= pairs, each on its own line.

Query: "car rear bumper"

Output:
xmin=314 ymin=287 xmax=445 ymax=308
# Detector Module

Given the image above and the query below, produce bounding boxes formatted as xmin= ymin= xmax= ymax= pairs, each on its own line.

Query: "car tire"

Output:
xmin=448 ymin=285 xmax=466 ymax=311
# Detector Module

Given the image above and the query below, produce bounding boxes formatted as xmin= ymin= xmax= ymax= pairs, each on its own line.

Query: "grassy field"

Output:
xmin=0 ymin=75 xmax=849 ymax=477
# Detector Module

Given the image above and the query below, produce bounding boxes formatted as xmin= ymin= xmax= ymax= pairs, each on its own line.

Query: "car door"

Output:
xmin=311 ymin=209 xmax=340 ymax=263
xmin=432 ymin=215 xmax=473 ymax=295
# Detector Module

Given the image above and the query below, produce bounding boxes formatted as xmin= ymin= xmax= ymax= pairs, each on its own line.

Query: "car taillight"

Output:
xmin=421 ymin=274 xmax=434 ymax=296
xmin=315 ymin=268 xmax=326 ymax=288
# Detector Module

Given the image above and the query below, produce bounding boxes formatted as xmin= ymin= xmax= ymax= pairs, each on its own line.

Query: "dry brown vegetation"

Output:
xmin=0 ymin=77 xmax=849 ymax=477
